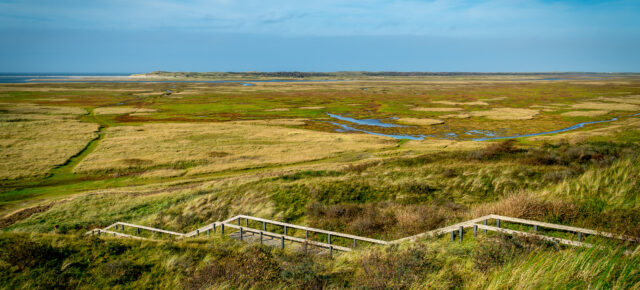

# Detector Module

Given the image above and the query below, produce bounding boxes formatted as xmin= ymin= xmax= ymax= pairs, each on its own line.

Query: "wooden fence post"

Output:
xmin=473 ymin=225 xmax=478 ymax=238
xmin=497 ymin=219 xmax=501 ymax=228
xmin=196 ymin=229 xmax=199 ymax=237
xmin=459 ymin=226 xmax=463 ymax=242
xmin=305 ymin=230 xmax=309 ymax=240
xmin=534 ymin=225 xmax=538 ymax=232
xmin=284 ymin=226 xmax=288 ymax=236
xmin=281 ymin=236 xmax=285 ymax=249
xmin=328 ymin=234 xmax=331 ymax=244
xmin=451 ymin=231 xmax=455 ymax=241
xmin=136 ymin=228 xmax=140 ymax=235
xmin=245 ymin=219 xmax=249 ymax=227
xmin=484 ymin=220 xmax=487 ymax=234
xmin=221 ymin=224 xmax=225 ymax=236
xmin=260 ymin=232 xmax=263 ymax=245
xmin=353 ymin=239 xmax=357 ymax=248
xmin=263 ymin=222 xmax=266 ymax=231
xmin=240 ymin=227 xmax=243 ymax=241
xmin=213 ymin=224 xmax=216 ymax=233
xmin=329 ymin=246 xmax=333 ymax=257
xmin=578 ymin=232 xmax=583 ymax=242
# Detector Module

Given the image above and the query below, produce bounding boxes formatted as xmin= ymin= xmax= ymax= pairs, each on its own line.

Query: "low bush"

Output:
xmin=355 ymin=244 xmax=441 ymax=289
xmin=473 ymin=234 xmax=554 ymax=273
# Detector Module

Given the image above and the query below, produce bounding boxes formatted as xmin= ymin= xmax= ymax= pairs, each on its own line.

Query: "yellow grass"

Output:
xmin=0 ymin=104 xmax=98 ymax=180
xmin=439 ymin=113 xmax=471 ymax=119
xmin=75 ymin=122 xmax=396 ymax=175
xmin=231 ymin=118 xmax=309 ymax=126
xmin=571 ymin=102 xmax=640 ymax=111
xmin=432 ymin=100 xmax=489 ymax=106
xmin=479 ymin=97 xmax=507 ymax=101
xmin=0 ymin=103 xmax=87 ymax=115
xmin=265 ymin=108 xmax=290 ymax=112
xmin=469 ymin=108 xmax=540 ymax=120
xmin=561 ymin=110 xmax=610 ymax=117
xmin=598 ymin=96 xmax=640 ymax=105
xmin=139 ymin=169 xmax=186 ymax=179
xmin=94 ymin=107 xmax=158 ymax=115
xmin=532 ymin=117 xmax=640 ymax=142
xmin=396 ymin=118 xmax=444 ymax=126
xmin=410 ymin=107 xmax=463 ymax=112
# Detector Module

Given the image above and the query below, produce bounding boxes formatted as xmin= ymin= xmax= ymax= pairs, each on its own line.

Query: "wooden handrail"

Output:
xmin=85 ymin=213 xmax=639 ymax=255
xmin=475 ymin=224 xmax=593 ymax=248
xmin=235 ymin=215 xmax=388 ymax=245
xmin=488 ymin=214 xmax=639 ymax=242
xmin=223 ymin=223 xmax=352 ymax=252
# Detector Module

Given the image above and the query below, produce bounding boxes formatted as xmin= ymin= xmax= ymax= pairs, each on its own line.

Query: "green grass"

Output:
xmin=2 ymin=79 xmax=640 ymax=288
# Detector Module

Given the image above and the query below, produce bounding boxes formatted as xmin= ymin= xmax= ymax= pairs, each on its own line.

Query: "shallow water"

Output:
xmin=330 ymin=122 xmax=425 ymax=140
xmin=327 ymin=113 xmax=404 ymax=128
xmin=0 ymin=73 xmax=346 ymax=84
xmin=471 ymin=118 xmax=619 ymax=141
xmin=328 ymin=112 xmax=639 ymax=142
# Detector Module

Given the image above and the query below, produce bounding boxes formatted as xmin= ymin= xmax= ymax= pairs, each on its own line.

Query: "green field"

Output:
xmin=1 ymin=75 xmax=640 ymax=288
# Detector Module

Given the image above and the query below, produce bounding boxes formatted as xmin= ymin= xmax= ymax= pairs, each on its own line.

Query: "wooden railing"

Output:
xmin=85 ymin=213 xmax=639 ymax=255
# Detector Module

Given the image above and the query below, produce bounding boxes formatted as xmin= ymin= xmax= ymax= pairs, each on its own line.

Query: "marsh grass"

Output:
xmin=0 ymin=104 xmax=98 ymax=181
xmin=2 ymin=80 xmax=640 ymax=288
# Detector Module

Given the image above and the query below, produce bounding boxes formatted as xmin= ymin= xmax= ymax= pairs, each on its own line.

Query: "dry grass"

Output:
xmin=231 ymin=119 xmax=309 ymax=126
xmin=0 ymin=104 xmax=98 ymax=180
xmin=265 ymin=108 xmax=290 ymax=112
xmin=469 ymin=108 xmax=540 ymax=120
xmin=396 ymin=118 xmax=444 ymax=126
xmin=598 ymin=96 xmax=640 ymax=105
xmin=571 ymin=102 xmax=640 ymax=111
xmin=410 ymin=107 xmax=463 ymax=112
xmin=298 ymin=106 xmax=325 ymax=109
xmin=432 ymin=100 xmax=489 ymax=106
xmin=0 ymin=103 xmax=86 ymax=115
xmin=473 ymin=193 xmax=578 ymax=221
xmin=94 ymin=107 xmax=157 ymax=115
xmin=439 ymin=113 xmax=471 ymax=119
xmin=479 ymin=97 xmax=507 ymax=101
xmin=75 ymin=122 xmax=395 ymax=175
xmin=561 ymin=110 xmax=609 ymax=117
xmin=138 ymin=169 xmax=186 ymax=179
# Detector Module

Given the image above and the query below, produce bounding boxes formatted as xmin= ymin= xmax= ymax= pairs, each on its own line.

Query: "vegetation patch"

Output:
xmin=94 ymin=107 xmax=157 ymax=115
xmin=397 ymin=118 xmax=444 ymax=126
xmin=469 ymin=108 xmax=540 ymax=120
xmin=561 ymin=110 xmax=609 ymax=116
xmin=571 ymin=102 xmax=640 ymax=111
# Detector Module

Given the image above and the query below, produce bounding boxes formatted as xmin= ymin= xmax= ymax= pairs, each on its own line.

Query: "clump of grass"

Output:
xmin=184 ymin=245 xmax=280 ymax=289
xmin=473 ymin=234 xmax=554 ymax=273
xmin=468 ymin=139 xmax=520 ymax=160
xmin=482 ymin=246 xmax=640 ymax=289
xmin=355 ymin=243 xmax=441 ymax=289
xmin=306 ymin=201 xmax=466 ymax=239
xmin=473 ymin=193 xmax=579 ymax=223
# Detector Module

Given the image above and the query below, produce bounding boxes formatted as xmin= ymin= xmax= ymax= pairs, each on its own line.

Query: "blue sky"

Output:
xmin=1 ymin=0 xmax=639 ymax=72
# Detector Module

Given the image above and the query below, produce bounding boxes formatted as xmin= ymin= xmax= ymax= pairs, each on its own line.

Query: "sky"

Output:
xmin=0 ymin=0 xmax=639 ymax=72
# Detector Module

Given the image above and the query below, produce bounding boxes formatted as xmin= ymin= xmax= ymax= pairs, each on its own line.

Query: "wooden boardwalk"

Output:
xmin=85 ymin=214 xmax=639 ymax=255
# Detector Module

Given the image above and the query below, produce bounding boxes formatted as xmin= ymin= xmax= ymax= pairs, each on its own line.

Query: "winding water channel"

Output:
xmin=327 ymin=112 xmax=640 ymax=141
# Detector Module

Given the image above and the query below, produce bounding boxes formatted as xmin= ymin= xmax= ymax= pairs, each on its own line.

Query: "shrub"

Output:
xmin=468 ymin=139 xmax=520 ymax=160
xmin=473 ymin=234 xmax=553 ymax=273
xmin=100 ymin=259 xmax=145 ymax=285
xmin=355 ymin=244 xmax=441 ymax=289
xmin=184 ymin=245 xmax=280 ymax=289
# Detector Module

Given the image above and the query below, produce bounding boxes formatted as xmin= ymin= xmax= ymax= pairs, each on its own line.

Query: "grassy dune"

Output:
xmin=1 ymin=77 xmax=640 ymax=288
